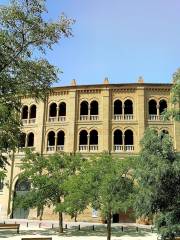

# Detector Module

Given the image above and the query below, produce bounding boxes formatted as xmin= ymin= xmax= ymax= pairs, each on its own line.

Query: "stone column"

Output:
xmin=137 ymin=86 xmax=145 ymax=152
xmin=66 ymin=90 xmax=77 ymax=153
xmin=102 ymin=88 xmax=110 ymax=152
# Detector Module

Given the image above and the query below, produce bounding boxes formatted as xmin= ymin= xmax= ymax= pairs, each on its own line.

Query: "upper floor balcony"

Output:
xmin=48 ymin=102 xmax=66 ymax=123
xmin=21 ymin=105 xmax=36 ymax=125
xmin=113 ymin=99 xmax=134 ymax=121
xmin=79 ymin=100 xmax=99 ymax=121
xmin=148 ymin=99 xmax=168 ymax=121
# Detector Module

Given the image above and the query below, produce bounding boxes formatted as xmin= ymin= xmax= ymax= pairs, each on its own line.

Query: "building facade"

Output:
xmin=0 ymin=79 xmax=180 ymax=222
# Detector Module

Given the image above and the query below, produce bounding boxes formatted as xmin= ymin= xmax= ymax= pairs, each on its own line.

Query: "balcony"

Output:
xmin=22 ymin=119 xmax=36 ymax=124
xmin=114 ymin=145 xmax=123 ymax=152
xmin=79 ymin=145 xmax=98 ymax=152
xmin=124 ymin=145 xmax=134 ymax=151
xmin=114 ymin=145 xmax=134 ymax=152
xmin=80 ymin=115 xmax=99 ymax=121
xmin=113 ymin=114 xmax=133 ymax=121
xmin=47 ymin=146 xmax=55 ymax=152
xmin=48 ymin=116 xmax=66 ymax=122
xmin=148 ymin=115 xmax=164 ymax=121
xmin=56 ymin=145 xmax=64 ymax=151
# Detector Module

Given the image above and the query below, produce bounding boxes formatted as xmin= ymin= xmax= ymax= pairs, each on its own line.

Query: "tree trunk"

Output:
xmin=107 ymin=211 xmax=112 ymax=240
xmin=58 ymin=212 xmax=63 ymax=233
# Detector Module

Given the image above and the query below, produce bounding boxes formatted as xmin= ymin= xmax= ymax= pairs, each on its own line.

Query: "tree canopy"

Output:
xmin=64 ymin=153 xmax=135 ymax=240
xmin=0 ymin=0 xmax=74 ymax=166
xmin=134 ymin=128 xmax=180 ymax=240
xmin=16 ymin=150 xmax=83 ymax=233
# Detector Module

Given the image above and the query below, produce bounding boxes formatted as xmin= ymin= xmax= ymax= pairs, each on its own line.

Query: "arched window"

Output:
xmin=90 ymin=130 xmax=98 ymax=145
xmin=114 ymin=100 xmax=122 ymax=115
xmin=90 ymin=101 xmax=98 ymax=115
xmin=57 ymin=131 xmax=65 ymax=145
xmin=124 ymin=130 xmax=134 ymax=146
xmin=59 ymin=102 xmax=66 ymax=116
xmin=22 ymin=106 xmax=28 ymax=119
xmin=79 ymin=130 xmax=88 ymax=145
xmin=49 ymin=103 xmax=57 ymax=117
xmin=19 ymin=133 xmax=26 ymax=148
xmin=114 ymin=130 xmax=123 ymax=145
xmin=15 ymin=179 xmax=30 ymax=192
xmin=47 ymin=131 xmax=55 ymax=146
xmin=159 ymin=99 xmax=167 ymax=114
xmin=80 ymin=101 xmax=88 ymax=115
xmin=27 ymin=133 xmax=34 ymax=147
xmin=29 ymin=105 xmax=36 ymax=119
xmin=149 ymin=99 xmax=157 ymax=115
xmin=124 ymin=100 xmax=133 ymax=114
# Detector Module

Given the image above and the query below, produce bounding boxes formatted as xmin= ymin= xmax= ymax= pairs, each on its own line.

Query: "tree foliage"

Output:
xmin=16 ymin=150 xmax=83 ymax=233
xmin=134 ymin=128 xmax=180 ymax=240
xmin=164 ymin=68 xmax=180 ymax=121
xmin=0 ymin=0 xmax=74 ymax=165
xmin=64 ymin=153 xmax=135 ymax=240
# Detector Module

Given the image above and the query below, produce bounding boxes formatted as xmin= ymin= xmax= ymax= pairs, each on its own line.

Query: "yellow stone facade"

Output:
xmin=0 ymin=81 xmax=180 ymax=222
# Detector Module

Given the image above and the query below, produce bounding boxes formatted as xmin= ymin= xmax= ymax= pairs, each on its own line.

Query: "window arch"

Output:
xmin=90 ymin=130 xmax=98 ymax=145
xmin=80 ymin=101 xmax=88 ymax=115
xmin=19 ymin=133 xmax=26 ymax=148
xmin=47 ymin=131 xmax=55 ymax=146
xmin=57 ymin=130 xmax=65 ymax=146
xmin=27 ymin=132 xmax=34 ymax=147
xmin=159 ymin=99 xmax=167 ymax=114
xmin=15 ymin=179 xmax=31 ymax=192
xmin=114 ymin=129 xmax=123 ymax=145
xmin=90 ymin=101 xmax=98 ymax=115
xmin=59 ymin=102 xmax=66 ymax=116
xmin=149 ymin=99 xmax=157 ymax=115
xmin=124 ymin=99 xmax=133 ymax=114
xmin=79 ymin=130 xmax=88 ymax=145
xmin=114 ymin=100 xmax=122 ymax=115
xmin=124 ymin=130 xmax=134 ymax=145
xmin=29 ymin=105 xmax=36 ymax=119
xmin=22 ymin=106 xmax=28 ymax=119
xmin=49 ymin=103 xmax=57 ymax=117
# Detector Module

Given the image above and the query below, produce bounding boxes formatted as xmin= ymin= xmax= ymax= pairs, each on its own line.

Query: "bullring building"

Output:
xmin=0 ymin=77 xmax=180 ymax=222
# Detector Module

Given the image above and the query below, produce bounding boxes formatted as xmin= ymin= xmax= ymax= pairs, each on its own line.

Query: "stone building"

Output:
xmin=0 ymin=78 xmax=180 ymax=222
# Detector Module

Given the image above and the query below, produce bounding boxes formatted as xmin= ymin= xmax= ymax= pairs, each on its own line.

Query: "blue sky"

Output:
xmin=1 ymin=0 xmax=180 ymax=86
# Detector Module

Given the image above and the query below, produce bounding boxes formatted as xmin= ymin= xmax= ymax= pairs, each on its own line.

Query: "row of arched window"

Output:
xmin=21 ymin=98 xmax=168 ymax=124
xmin=19 ymin=128 xmax=169 ymax=152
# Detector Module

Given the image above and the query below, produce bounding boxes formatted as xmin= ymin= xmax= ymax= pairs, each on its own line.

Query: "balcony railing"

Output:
xmin=89 ymin=145 xmax=98 ymax=151
xmin=49 ymin=116 xmax=66 ymax=122
xmin=149 ymin=115 xmax=164 ymax=121
xmin=114 ymin=145 xmax=123 ymax=152
xmin=29 ymin=118 xmax=36 ymax=124
xmin=114 ymin=114 xmax=133 ymax=121
xmin=79 ymin=145 xmax=98 ymax=151
xmin=90 ymin=115 xmax=99 ymax=120
xmin=57 ymin=145 xmax=64 ymax=151
xmin=80 ymin=115 xmax=88 ymax=121
xmin=79 ymin=145 xmax=88 ymax=151
xmin=124 ymin=145 xmax=134 ymax=151
xmin=47 ymin=146 xmax=55 ymax=152
xmin=58 ymin=116 xmax=66 ymax=122
xmin=114 ymin=145 xmax=134 ymax=152
xmin=80 ymin=115 xmax=99 ymax=121
xmin=124 ymin=114 xmax=133 ymax=120
xmin=22 ymin=119 xmax=28 ymax=124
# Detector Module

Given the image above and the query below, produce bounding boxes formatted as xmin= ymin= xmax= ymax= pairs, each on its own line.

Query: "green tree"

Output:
xmin=16 ymin=151 xmax=83 ymax=233
xmin=0 ymin=0 xmax=74 ymax=166
xmin=134 ymin=128 xmax=180 ymax=240
xmin=65 ymin=153 xmax=135 ymax=240
xmin=164 ymin=68 xmax=180 ymax=121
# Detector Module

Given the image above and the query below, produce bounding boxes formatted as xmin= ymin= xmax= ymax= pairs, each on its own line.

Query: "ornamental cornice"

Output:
xmin=78 ymin=89 xmax=101 ymax=94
